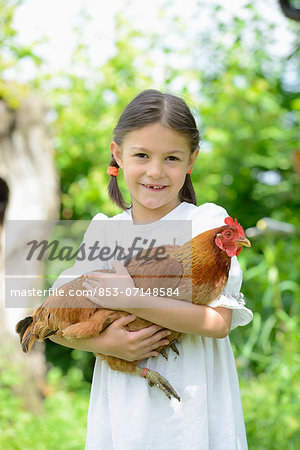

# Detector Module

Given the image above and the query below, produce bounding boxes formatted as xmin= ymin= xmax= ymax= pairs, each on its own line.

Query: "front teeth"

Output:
xmin=144 ymin=185 xmax=164 ymax=189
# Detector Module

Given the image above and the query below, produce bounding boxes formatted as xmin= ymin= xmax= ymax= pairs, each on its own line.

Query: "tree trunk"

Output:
xmin=0 ymin=94 xmax=60 ymax=412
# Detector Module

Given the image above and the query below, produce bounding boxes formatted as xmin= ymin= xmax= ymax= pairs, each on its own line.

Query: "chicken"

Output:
xmin=16 ymin=216 xmax=250 ymax=401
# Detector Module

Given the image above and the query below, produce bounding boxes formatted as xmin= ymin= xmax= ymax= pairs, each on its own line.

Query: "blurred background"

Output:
xmin=0 ymin=0 xmax=300 ymax=448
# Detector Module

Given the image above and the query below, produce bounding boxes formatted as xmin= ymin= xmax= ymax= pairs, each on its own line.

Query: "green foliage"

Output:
xmin=45 ymin=340 xmax=95 ymax=383
xmin=242 ymin=314 xmax=300 ymax=449
xmin=0 ymin=0 xmax=42 ymax=107
xmin=231 ymin=233 xmax=300 ymax=377
xmin=2 ymin=0 xmax=300 ymax=447
xmin=194 ymin=71 xmax=300 ymax=228
xmin=0 ymin=366 xmax=89 ymax=450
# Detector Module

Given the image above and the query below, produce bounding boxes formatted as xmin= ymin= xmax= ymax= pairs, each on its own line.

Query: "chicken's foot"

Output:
xmin=136 ymin=367 xmax=180 ymax=401
xmin=170 ymin=341 xmax=180 ymax=356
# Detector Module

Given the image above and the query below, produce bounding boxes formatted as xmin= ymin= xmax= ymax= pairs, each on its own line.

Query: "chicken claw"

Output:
xmin=170 ymin=342 xmax=180 ymax=356
xmin=136 ymin=367 xmax=180 ymax=401
xmin=160 ymin=348 xmax=168 ymax=360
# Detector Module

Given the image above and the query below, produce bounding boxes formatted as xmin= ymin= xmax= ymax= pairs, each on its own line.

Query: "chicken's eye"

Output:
xmin=225 ymin=231 xmax=232 ymax=238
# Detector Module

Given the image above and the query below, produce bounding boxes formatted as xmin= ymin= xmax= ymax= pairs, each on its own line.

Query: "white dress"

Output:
xmin=54 ymin=202 xmax=253 ymax=450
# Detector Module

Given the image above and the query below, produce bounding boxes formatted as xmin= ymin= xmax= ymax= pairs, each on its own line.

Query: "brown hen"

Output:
xmin=16 ymin=216 xmax=250 ymax=400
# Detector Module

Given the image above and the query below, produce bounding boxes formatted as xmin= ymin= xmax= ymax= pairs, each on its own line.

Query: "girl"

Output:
xmin=50 ymin=89 xmax=253 ymax=449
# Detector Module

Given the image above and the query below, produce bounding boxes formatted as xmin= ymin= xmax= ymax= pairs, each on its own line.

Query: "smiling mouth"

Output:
xmin=142 ymin=184 xmax=167 ymax=191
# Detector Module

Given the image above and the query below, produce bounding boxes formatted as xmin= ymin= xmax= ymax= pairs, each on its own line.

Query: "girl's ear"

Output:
xmin=187 ymin=148 xmax=199 ymax=171
xmin=110 ymin=141 xmax=123 ymax=168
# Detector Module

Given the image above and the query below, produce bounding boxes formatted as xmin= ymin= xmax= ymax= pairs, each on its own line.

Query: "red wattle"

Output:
xmin=225 ymin=244 xmax=238 ymax=257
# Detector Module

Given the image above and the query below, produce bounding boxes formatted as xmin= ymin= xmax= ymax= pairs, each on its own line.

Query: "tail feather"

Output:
xmin=15 ymin=316 xmax=33 ymax=341
xmin=22 ymin=327 xmax=36 ymax=353
xmin=15 ymin=316 xmax=35 ymax=353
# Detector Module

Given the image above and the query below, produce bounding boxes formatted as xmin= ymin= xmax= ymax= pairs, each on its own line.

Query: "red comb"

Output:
xmin=224 ymin=216 xmax=245 ymax=236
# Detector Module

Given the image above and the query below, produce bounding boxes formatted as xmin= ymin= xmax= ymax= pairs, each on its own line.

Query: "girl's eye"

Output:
xmin=135 ymin=153 xmax=148 ymax=158
xmin=166 ymin=156 xmax=179 ymax=161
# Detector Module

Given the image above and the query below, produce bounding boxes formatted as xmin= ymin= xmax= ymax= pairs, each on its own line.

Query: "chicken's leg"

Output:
xmin=136 ymin=367 xmax=180 ymax=401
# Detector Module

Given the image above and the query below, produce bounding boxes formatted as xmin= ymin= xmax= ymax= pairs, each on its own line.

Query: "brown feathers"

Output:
xmin=16 ymin=218 xmax=250 ymax=380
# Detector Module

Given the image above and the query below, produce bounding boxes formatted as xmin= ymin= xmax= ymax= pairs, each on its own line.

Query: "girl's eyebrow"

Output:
xmin=130 ymin=146 xmax=186 ymax=154
xmin=130 ymin=146 xmax=148 ymax=151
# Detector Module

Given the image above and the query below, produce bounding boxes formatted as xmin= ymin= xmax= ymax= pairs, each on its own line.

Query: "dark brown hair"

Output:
xmin=108 ymin=89 xmax=200 ymax=209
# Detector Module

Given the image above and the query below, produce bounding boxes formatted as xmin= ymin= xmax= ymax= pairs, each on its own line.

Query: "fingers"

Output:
xmin=139 ymin=334 xmax=171 ymax=360
xmin=111 ymin=315 xmax=136 ymax=328
xmin=132 ymin=324 xmax=165 ymax=339
xmin=84 ymin=271 xmax=116 ymax=280
xmin=118 ymin=320 xmax=171 ymax=359
xmin=127 ymin=325 xmax=171 ymax=356
xmin=142 ymin=329 xmax=171 ymax=347
xmin=85 ymin=262 xmax=128 ymax=279
xmin=139 ymin=351 xmax=160 ymax=359
xmin=81 ymin=282 xmax=105 ymax=306
xmin=111 ymin=316 xmax=170 ymax=338
xmin=83 ymin=279 xmax=99 ymax=288
xmin=83 ymin=271 xmax=105 ymax=279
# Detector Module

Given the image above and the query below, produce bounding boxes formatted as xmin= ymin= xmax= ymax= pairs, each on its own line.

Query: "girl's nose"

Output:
xmin=146 ymin=161 xmax=164 ymax=178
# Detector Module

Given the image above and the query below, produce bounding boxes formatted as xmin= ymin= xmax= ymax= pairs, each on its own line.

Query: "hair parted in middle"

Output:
xmin=108 ymin=89 xmax=200 ymax=210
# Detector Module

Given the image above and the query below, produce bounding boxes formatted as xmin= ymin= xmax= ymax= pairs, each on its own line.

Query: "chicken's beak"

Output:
xmin=236 ymin=236 xmax=251 ymax=248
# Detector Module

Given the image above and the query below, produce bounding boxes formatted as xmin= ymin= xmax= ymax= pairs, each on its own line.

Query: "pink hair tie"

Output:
xmin=187 ymin=167 xmax=193 ymax=175
xmin=107 ymin=166 xmax=119 ymax=177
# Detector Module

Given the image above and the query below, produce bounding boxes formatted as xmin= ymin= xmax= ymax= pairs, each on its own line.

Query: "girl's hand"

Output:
xmin=92 ymin=315 xmax=171 ymax=361
xmin=82 ymin=261 xmax=135 ymax=309
xmin=49 ymin=315 xmax=171 ymax=360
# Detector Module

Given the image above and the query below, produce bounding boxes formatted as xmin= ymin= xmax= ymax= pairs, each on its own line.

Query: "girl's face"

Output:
xmin=111 ymin=122 xmax=199 ymax=222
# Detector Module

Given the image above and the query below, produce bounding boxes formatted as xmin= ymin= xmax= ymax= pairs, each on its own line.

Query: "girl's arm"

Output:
xmin=125 ymin=302 xmax=232 ymax=339
xmin=83 ymin=262 xmax=232 ymax=339
xmin=49 ymin=315 xmax=172 ymax=361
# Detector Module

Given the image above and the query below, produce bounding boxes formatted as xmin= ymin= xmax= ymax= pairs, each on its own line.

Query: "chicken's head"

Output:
xmin=215 ymin=217 xmax=251 ymax=257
